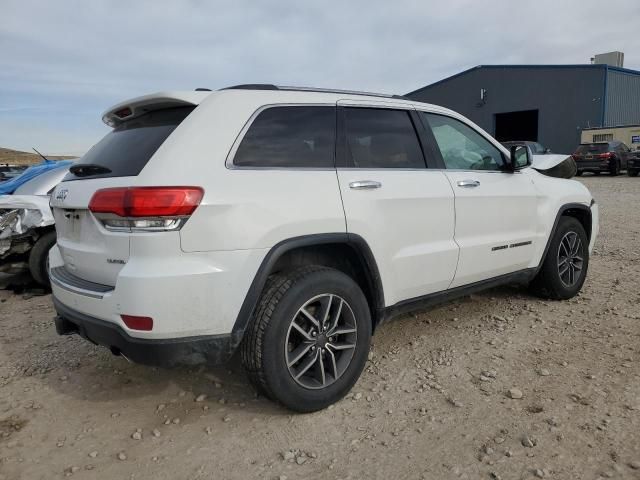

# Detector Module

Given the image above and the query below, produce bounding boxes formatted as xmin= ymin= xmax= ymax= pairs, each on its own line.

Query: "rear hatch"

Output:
xmin=573 ymin=143 xmax=608 ymax=162
xmin=50 ymin=103 xmax=196 ymax=286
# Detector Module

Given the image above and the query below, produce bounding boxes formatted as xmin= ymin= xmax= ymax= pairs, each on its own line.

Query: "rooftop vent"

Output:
xmin=591 ymin=51 xmax=624 ymax=68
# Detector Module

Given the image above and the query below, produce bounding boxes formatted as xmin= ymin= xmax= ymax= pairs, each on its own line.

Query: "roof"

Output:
xmin=407 ymin=64 xmax=640 ymax=96
xmin=102 ymin=86 xmax=453 ymax=128
xmin=581 ymin=123 xmax=640 ymax=131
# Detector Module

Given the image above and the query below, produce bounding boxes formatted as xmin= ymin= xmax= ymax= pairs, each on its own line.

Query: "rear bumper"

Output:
xmin=53 ymin=297 xmax=238 ymax=366
xmin=48 ymin=243 xmax=267 ymax=339
xmin=576 ymin=160 xmax=611 ymax=172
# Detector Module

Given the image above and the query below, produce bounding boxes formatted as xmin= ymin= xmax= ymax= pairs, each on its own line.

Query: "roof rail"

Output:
xmin=222 ymin=84 xmax=279 ymax=91
xmin=220 ymin=84 xmax=407 ymax=100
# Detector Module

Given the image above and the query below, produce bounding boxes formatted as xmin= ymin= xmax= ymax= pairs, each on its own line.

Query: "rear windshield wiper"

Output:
xmin=69 ymin=163 xmax=112 ymax=177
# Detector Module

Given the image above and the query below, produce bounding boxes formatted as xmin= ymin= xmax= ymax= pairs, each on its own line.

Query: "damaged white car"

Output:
xmin=0 ymin=165 xmax=71 ymax=285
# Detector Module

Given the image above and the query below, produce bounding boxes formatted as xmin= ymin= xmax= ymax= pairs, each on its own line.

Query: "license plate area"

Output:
xmin=60 ymin=209 xmax=83 ymax=241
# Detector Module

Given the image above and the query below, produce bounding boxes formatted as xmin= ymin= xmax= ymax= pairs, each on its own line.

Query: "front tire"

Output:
xmin=628 ymin=169 xmax=639 ymax=177
xmin=241 ymin=266 xmax=372 ymax=412
xmin=575 ymin=170 xmax=583 ymax=177
xmin=531 ymin=217 xmax=589 ymax=300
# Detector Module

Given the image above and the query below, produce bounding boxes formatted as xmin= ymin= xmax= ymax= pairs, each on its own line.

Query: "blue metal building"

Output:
xmin=406 ymin=64 xmax=640 ymax=153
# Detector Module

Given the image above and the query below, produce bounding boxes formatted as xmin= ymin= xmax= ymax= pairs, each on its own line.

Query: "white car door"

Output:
xmin=335 ymin=101 xmax=459 ymax=306
xmin=418 ymin=111 xmax=539 ymax=288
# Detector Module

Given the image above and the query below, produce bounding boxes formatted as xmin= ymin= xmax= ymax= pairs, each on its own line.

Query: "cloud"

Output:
xmin=1 ymin=0 xmax=638 ymax=153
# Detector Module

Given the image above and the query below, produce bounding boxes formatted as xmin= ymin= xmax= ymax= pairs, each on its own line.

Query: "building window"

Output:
xmin=592 ymin=133 xmax=613 ymax=143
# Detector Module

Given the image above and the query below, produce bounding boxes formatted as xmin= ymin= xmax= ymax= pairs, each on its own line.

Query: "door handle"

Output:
xmin=349 ymin=180 xmax=382 ymax=190
xmin=457 ymin=179 xmax=480 ymax=188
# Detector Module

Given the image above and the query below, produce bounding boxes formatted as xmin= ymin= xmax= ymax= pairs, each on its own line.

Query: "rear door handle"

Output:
xmin=349 ymin=180 xmax=382 ymax=190
xmin=457 ymin=179 xmax=480 ymax=188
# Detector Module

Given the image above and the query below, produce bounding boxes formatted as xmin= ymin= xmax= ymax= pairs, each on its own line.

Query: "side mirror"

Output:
xmin=507 ymin=145 xmax=531 ymax=171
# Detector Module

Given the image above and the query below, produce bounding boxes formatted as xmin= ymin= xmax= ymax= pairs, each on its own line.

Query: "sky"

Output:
xmin=1 ymin=0 xmax=639 ymax=156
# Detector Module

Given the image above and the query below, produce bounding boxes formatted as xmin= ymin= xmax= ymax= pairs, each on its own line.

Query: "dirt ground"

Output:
xmin=1 ymin=176 xmax=639 ymax=480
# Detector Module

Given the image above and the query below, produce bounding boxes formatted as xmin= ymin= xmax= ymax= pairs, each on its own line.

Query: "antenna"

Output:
xmin=32 ymin=147 xmax=48 ymax=162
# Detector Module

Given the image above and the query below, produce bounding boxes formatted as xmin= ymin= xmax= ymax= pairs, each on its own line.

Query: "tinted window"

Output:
xmin=343 ymin=108 xmax=425 ymax=169
xmin=531 ymin=142 xmax=546 ymax=154
xmin=233 ymin=106 xmax=335 ymax=168
xmin=421 ymin=113 xmax=505 ymax=170
xmin=64 ymin=107 xmax=194 ymax=181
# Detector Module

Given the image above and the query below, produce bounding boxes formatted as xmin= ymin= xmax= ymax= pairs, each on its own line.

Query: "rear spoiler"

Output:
xmin=101 ymin=91 xmax=212 ymax=127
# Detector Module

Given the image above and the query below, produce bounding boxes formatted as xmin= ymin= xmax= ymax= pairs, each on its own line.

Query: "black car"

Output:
xmin=626 ymin=149 xmax=640 ymax=177
xmin=573 ymin=141 xmax=632 ymax=176
xmin=502 ymin=140 xmax=551 ymax=155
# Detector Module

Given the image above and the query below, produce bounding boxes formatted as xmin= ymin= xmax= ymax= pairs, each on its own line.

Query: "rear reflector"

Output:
xmin=89 ymin=187 xmax=204 ymax=217
xmin=121 ymin=315 xmax=154 ymax=331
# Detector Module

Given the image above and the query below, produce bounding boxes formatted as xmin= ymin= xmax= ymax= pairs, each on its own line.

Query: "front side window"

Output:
xmin=233 ymin=106 xmax=335 ymax=168
xmin=343 ymin=108 xmax=425 ymax=169
xmin=531 ymin=142 xmax=546 ymax=154
xmin=421 ymin=113 xmax=505 ymax=171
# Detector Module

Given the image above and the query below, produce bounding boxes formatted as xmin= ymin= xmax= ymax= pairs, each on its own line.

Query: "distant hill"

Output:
xmin=0 ymin=147 xmax=76 ymax=166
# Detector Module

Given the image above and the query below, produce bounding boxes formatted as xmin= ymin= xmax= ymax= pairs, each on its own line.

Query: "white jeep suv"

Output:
xmin=49 ymin=85 xmax=598 ymax=412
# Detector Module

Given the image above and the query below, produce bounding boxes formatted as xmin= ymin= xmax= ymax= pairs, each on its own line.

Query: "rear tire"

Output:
xmin=593 ymin=171 xmax=601 ymax=175
xmin=610 ymin=160 xmax=620 ymax=176
xmin=530 ymin=217 xmax=589 ymax=300
xmin=28 ymin=230 xmax=57 ymax=287
xmin=575 ymin=170 xmax=583 ymax=177
xmin=628 ymin=169 xmax=639 ymax=177
xmin=241 ymin=266 xmax=371 ymax=412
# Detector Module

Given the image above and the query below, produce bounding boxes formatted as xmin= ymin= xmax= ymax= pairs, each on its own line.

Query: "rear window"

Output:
xmin=233 ymin=106 xmax=336 ymax=168
xmin=575 ymin=143 xmax=608 ymax=154
xmin=64 ymin=106 xmax=194 ymax=180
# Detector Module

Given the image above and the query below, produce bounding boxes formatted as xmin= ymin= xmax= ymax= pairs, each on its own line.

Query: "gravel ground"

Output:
xmin=1 ymin=176 xmax=639 ymax=480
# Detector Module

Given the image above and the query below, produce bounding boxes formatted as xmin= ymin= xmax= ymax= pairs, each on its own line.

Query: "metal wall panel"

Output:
xmin=605 ymin=71 xmax=640 ymax=127
xmin=407 ymin=66 xmax=606 ymax=153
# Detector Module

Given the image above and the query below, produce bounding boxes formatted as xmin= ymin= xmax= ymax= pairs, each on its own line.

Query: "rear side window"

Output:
xmin=343 ymin=108 xmax=425 ymax=168
xmin=233 ymin=106 xmax=336 ymax=168
xmin=64 ymin=107 xmax=194 ymax=181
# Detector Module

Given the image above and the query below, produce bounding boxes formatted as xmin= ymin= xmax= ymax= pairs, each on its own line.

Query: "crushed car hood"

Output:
xmin=0 ymin=195 xmax=54 ymax=241
xmin=531 ymin=154 xmax=577 ymax=179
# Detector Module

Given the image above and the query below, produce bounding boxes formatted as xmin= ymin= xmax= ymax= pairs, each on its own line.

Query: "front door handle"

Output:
xmin=457 ymin=179 xmax=480 ymax=188
xmin=349 ymin=180 xmax=382 ymax=190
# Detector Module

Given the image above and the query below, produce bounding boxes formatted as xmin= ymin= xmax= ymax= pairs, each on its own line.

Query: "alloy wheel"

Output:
xmin=557 ymin=231 xmax=584 ymax=287
xmin=285 ymin=294 xmax=357 ymax=389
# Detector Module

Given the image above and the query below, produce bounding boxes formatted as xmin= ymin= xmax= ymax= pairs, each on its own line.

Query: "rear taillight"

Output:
xmin=597 ymin=152 xmax=613 ymax=159
xmin=89 ymin=187 xmax=203 ymax=232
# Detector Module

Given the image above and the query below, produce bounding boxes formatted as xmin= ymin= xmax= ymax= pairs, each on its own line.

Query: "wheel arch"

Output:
xmin=231 ymin=233 xmax=385 ymax=347
xmin=535 ymin=202 xmax=592 ymax=275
